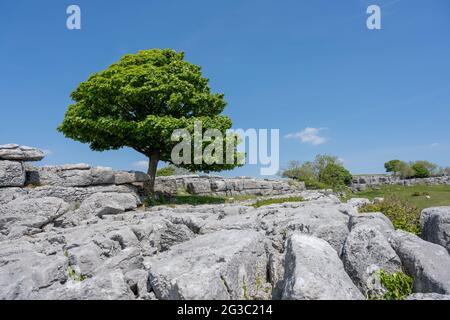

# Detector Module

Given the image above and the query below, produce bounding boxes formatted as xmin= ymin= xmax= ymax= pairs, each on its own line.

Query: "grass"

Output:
xmin=252 ymin=196 xmax=305 ymax=208
xmin=350 ymin=185 xmax=450 ymax=210
xmin=145 ymin=194 xmax=228 ymax=207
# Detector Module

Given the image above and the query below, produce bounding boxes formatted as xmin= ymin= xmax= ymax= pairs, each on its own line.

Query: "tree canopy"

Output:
xmin=58 ymin=49 xmax=241 ymax=192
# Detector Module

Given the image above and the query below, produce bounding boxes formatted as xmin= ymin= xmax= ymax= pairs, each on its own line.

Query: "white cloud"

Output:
xmin=133 ymin=160 xmax=148 ymax=170
xmin=430 ymin=142 xmax=440 ymax=148
xmin=285 ymin=127 xmax=328 ymax=145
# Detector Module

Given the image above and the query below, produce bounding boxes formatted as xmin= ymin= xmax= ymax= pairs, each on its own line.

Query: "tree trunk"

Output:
xmin=145 ymin=152 xmax=159 ymax=194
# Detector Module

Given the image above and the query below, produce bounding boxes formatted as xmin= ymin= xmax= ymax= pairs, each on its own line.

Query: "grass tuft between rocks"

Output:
xmin=370 ymin=270 xmax=413 ymax=300
xmin=252 ymin=196 xmax=305 ymax=208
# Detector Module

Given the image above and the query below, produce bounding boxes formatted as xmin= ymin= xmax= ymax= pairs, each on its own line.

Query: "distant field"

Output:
xmin=351 ymin=185 xmax=450 ymax=210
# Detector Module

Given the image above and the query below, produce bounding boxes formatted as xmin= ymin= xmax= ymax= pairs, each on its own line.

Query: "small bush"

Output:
xmin=359 ymin=196 xmax=421 ymax=236
xmin=253 ymin=196 xmax=304 ymax=208
xmin=411 ymin=162 xmax=431 ymax=178
xmin=68 ymin=266 xmax=87 ymax=282
xmin=156 ymin=166 xmax=176 ymax=177
xmin=375 ymin=270 xmax=413 ymax=300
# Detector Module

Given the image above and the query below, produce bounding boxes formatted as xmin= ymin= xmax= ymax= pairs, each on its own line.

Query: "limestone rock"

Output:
xmin=0 ymin=144 xmax=45 ymax=161
xmin=281 ymin=234 xmax=364 ymax=300
xmin=0 ymin=197 xmax=70 ymax=238
xmin=148 ymin=230 xmax=269 ymax=300
xmin=342 ymin=225 xmax=402 ymax=296
xmin=0 ymin=160 xmax=25 ymax=187
xmin=406 ymin=293 xmax=450 ymax=300
xmin=388 ymin=230 xmax=450 ymax=294
xmin=421 ymin=207 xmax=450 ymax=252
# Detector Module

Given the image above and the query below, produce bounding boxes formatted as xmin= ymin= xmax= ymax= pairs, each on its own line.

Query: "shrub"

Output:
xmin=374 ymin=270 xmax=413 ymax=300
xmin=281 ymin=155 xmax=351 ymax=190
xmin=359 ymin=196 xmax=421 ymax=236
xmin=156 ymin=166 xmax=176 ymax=177
xmin=318 ymin=163 xmax=352 ymax=187
xmin=384 ymin=160 xmax=403 ymax=174
xmin=411 ymin=162 xmax=431 ymax=178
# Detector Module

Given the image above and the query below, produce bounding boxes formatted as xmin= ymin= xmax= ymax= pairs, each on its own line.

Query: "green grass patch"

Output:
xmin=252 ymin=196 xmax=305 ymax=208
xmin=145 ymin=194 xmax=227 ymax=207
xmin=350 ymin=185 xmax=450 ymax=210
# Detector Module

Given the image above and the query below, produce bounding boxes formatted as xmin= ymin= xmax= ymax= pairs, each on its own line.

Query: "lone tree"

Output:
xmin=58 ymin=49 xmax=241 ymax=192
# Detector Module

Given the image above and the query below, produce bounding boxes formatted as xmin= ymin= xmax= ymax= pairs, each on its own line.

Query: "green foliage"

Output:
xmin=253 ymin=196 xmax=304 ymax=208
xmin=359 ymin=196 xmax=421 ymax=236
xmin=58 ymin=49 xmax=242 ymax=191
xmin=67 ymin=266 xmax=87 ymax=282
xmin=384 ymin=160 xmax=403 ymax=174
xmin=318 ymin=163 xmax=353 ymax=188
xmin=385 ymin=159 xmax=440 ymax=179
xmin=411 ymin=162 xmax=431 ymax=178
xmin=156 ymin=166 xmax=176 ymax=177
xmin=375 ymin=270 xmax=413 ymax=300
xmin=145 ymin=193 xmax=227 ymax=207
xmin=281 ymin=155 xmax=352 ymax=190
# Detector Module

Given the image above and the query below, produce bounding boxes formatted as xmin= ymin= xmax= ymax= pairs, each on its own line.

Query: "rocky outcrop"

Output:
xmin=1 ymin=144 xmax=450 ymax=300
xmin=351 ymin=174 xmax=450 ymax=191
xmin=155 ymin=175 xmax=302 ymax=197
xmin=421 ymin=207 xmax=450 ymax=252
xmin=0 ymin=144 xmax=45 ymax=162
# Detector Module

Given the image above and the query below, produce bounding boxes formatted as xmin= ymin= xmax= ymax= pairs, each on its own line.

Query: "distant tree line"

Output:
xmin=384 ymin=160 xmax=449 ymax=179
xmin=280 ymin=155 xmax=352 ymax=190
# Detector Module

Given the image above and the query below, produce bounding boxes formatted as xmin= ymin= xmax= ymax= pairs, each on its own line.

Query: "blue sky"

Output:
xmin=1 ymin=0 xmax=449 ymax=177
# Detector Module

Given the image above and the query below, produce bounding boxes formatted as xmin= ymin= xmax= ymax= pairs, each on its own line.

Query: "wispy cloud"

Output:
xmin=430 ymin=142 xmax=440 ymax=148
xmin=133 ymin=160 xmax=148 ymax=170
xmin=285 ymin=127 xmax=328 ymax=146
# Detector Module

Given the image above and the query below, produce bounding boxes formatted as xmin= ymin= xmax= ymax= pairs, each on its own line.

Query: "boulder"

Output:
xmin=281 ymin=234 xmax=364 ymax=300
xmin=421 ymin=207 xmax=450 ymax=252
xmin=388 ymin=230 xmax=450 ymax=294
xmin=77 ymin=192 xmax=139 ymax=217
xmin=342 ymin=225 xmax=402 ymax=296
xmin=0 ymin=160 xmax=25 ymax=187
xmin=0 ymin=144 xmax=44 ymax=161
xmin=148 ymin=230 xmax=269 ymax=300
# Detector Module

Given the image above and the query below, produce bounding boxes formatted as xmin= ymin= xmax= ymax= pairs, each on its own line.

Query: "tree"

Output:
xmin=318 ymin=163 xmax=353 ymax=187
xmin=411 ymin=162 xmax=431 ymax=178
xmin=280 ymin=154 xmax=352 ymax=189
xmin=412 ymin=160 xmax=438 ymax=176
xmin=384 ymin=160 xmax=403 ymax=174
xmin=58 ymin=49 xmax=241 ymax=193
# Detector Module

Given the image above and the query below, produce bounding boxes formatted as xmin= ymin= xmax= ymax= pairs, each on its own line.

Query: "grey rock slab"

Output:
xmin=349 ymin=212 xmax=395 ymax=237
xmin=421 ymin=207 xmax=450 ymax=252
xmin=388 ymin=230 xmax=450 ymax=294
xmin=281 ymin=234 xmax=364 ymax=300
xmin=342 ymin=225 xmax=402 ymax=297
xmin=78 ymin=192 xmax=139 ymax=217
xmin=0 ymin=241 xmax=68 ymax=299
xmin=0 ymin=160 xmax=25 ymax=187
xmin=148 ymin=230 xmax=269 ymax=300
xmin=0 ymin=197 xmax=70 ymax=238
xmin=0 ymin=144 xmax=45 ymax=161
